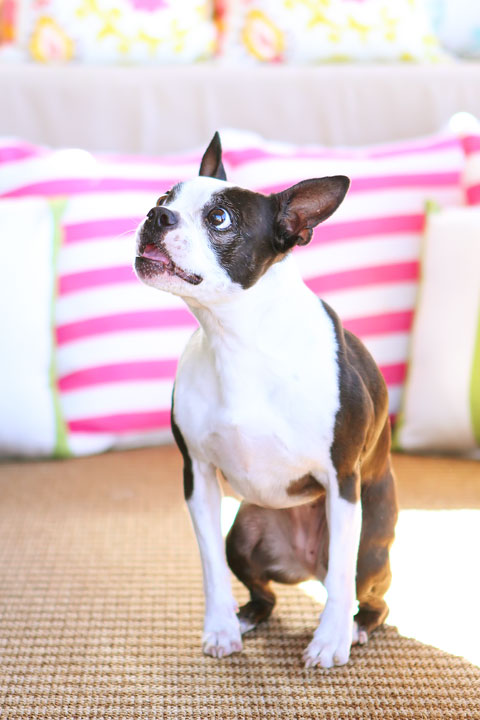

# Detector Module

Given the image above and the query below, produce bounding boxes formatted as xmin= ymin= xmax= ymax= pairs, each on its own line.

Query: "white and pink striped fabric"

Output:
xmin=462 ymin=132 xmax=480 ymax=205
xmin=0 ymin=131 xmax=467 ymax=455
xmin=55 ymin=193 xmax=196 ymax=456
xmin=0 ymin=139 xmax=210 ymax=455
xmin=221 ymin=129 xmax=466 ymax=421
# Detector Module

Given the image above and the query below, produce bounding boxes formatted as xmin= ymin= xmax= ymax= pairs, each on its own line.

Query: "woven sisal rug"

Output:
xmin=1 ymin=447 xmax=479 ymax=719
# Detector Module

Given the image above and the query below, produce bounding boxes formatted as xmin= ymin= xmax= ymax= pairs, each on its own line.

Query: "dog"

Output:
xmin=134 ymin=132 xmax=398 ymax=669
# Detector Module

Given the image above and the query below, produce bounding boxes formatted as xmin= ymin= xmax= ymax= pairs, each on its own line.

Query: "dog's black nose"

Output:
xmin=146 ymin=206 xmax=179 ymax=230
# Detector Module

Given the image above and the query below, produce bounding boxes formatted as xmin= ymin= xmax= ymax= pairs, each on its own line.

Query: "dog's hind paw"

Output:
xmin=352 ymin=621 xmax=368 ymax=646
xmin=237 ymin=597 xmax=274 ymax=635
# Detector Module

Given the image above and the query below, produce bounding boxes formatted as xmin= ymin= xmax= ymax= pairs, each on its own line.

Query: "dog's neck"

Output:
xmin=184 ymin=255 xmax=320 ymax=357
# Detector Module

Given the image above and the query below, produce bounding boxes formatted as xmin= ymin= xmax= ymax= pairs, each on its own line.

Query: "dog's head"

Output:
xmin=135 ymin=132 xmax=349 ymax=303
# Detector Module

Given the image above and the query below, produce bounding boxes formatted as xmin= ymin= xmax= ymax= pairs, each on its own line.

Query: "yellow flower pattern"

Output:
xmin=24 ymin=0 xmax=215 ymax=63
xmin=30 ymin=16 xmax=74 ymax=62
xmin=230 ymin=0 xmax=445 ymax=63
xmin=242 ymin=10 xmax=285 ymax=62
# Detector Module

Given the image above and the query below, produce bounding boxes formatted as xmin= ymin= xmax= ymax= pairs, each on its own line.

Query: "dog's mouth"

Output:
xmin=136 ymin=242 xmax=203 ymax=286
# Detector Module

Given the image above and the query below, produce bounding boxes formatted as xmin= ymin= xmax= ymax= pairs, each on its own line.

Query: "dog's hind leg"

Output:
xmin=353 ymin=460 xmax=398 ymax=644
xmin=226 ymin=503 xmax=311 ymax=634
xmin=226 ymin=504 xmax=278 ymax=634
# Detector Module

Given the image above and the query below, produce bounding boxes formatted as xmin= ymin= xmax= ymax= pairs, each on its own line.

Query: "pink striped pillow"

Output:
xmin=462 ymin=133 xmax=480 ymax=205
xmin=0 ymin=139 xmax=211 ymax=455
xmin=222 ymin=130 xmax=466 ymax=420
xmin=54 ymin=195 xmax=196 ymax=456
xmin=0 ymin=132 xmax=466 ymax=455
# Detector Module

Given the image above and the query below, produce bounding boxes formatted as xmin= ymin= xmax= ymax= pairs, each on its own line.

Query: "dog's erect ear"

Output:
xmin=199 ymin=132 xmax=227 ymax=181
xmin=274 ymin=176 xmax=350 ymax=252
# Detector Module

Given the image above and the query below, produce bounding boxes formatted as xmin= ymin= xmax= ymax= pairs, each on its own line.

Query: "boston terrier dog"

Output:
xmin=134 ymin=133 xmax=398 ymax=669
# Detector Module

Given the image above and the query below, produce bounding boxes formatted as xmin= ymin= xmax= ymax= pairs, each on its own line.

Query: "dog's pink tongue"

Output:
xmin=141 ymin=243 xmax=170 ymax=264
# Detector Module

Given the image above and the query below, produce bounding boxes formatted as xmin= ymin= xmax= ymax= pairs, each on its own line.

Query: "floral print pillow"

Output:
xmin=0 ymin=0 xmax=18 ymax=44
xmin=220 ymin=0 xmax=446 ymax=64
xmin=14 ymin=0 xmax=216 ymax=63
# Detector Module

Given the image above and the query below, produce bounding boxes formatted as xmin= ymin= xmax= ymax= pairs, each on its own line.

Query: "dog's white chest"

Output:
xmin=174 ymin=289 xmax=341 ymax=509
xmin=203 ymin=405 xmax=308 ymax=506
xmin=198 ymin=377 xmax=335 ymax=507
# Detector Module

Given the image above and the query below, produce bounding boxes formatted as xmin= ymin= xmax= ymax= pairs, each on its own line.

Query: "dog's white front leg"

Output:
xmin=303 ymin=473 xmax=362 ymax=669
xmin=187 ymin=458 xmax=242 ymax=658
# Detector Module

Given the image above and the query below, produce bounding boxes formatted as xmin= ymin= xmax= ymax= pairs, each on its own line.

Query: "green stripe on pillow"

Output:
xmin=49 ymin=199 xmax=71 ymax=458
xmin=470 ymin=300 xmax=480 ymax=446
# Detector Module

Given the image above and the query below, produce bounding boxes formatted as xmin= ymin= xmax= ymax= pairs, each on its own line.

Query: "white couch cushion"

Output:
xmin=394 ymin=205 xmax=480 ymax=453
xmin=0 ymin=198 xmax=62 ymax=456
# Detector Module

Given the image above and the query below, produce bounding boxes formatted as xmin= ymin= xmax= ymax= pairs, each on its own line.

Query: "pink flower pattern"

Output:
xmin=128 ymin=0 xmax=168 ymax=12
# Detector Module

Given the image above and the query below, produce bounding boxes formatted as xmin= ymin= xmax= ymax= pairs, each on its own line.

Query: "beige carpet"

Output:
xmin=0 ymin=447 xmax=479 ymax=719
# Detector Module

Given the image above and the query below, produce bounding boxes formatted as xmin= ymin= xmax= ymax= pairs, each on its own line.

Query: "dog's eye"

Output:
xmin=156 ymin=194 xmax=169 ymax=206
xmin=208 ymin=207 xmax=231 ymax=230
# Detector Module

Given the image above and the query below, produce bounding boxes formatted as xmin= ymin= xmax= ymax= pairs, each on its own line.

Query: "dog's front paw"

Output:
xmin=202 ymin=612 xmax=242 ymax=659
xmin=303 ymin=606 xmax=353 ymax=669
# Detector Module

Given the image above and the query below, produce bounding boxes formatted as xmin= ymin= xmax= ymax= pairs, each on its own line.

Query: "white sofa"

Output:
xmin=1 ymin=61 xmax=480 ymax=152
